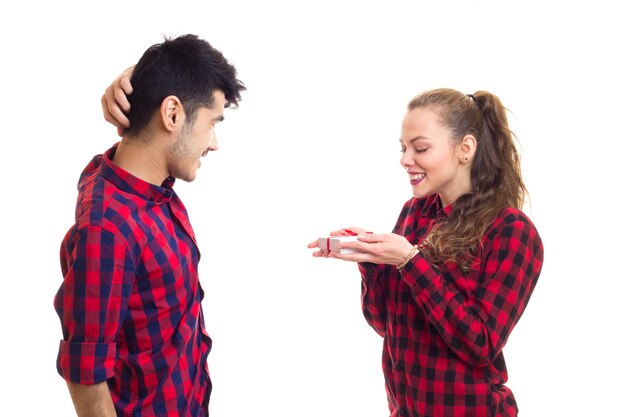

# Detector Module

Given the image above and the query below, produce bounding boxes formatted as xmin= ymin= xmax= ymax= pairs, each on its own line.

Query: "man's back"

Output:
xmin=55 ymin=145 xmax=211 ymax=416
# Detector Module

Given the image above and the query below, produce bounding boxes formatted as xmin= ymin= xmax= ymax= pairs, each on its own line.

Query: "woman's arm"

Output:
xmin=400 ymin=210 xmax=544 ymax=367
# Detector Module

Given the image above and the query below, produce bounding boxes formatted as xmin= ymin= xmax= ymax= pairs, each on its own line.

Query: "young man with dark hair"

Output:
xmin=54 ymin=34 xmax=245 ymax=417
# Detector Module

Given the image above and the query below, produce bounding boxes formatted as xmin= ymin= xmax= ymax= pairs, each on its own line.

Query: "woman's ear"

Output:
xmin=458 ymin=134 xmax=477 ymax=163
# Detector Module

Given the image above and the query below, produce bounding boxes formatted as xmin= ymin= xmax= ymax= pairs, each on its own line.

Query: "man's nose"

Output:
xmin=209 ymin=131 xmax=218 ymax=151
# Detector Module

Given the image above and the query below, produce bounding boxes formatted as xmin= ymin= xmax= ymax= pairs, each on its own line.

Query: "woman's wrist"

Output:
xmin=396 ymin=245 xmax=420 ymax=270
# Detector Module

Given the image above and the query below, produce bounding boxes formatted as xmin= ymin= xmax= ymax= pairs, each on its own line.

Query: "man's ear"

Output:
xmin=160 ymin=95 xmax=184 ymax=132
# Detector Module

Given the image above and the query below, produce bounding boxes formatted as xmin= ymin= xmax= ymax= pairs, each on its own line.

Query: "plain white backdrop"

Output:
xmin=1 ymin=1 xmax=624 ymax=415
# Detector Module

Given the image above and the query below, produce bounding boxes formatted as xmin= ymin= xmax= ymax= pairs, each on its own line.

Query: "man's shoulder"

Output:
xmin=74 ymin=172 xmax=134 ymax=231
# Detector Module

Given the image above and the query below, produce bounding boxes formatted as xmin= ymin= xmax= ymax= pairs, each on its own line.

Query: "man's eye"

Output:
xmin=415 ymin=148 xmax=427 ymax=153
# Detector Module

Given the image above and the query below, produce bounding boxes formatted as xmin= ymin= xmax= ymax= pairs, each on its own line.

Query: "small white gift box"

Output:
xmin=317 ymin=235 xmax=360 ymax=254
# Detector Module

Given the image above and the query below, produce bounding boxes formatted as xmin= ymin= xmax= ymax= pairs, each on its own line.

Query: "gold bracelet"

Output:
xmin=397 ymin=245 xmax=419 ymax=270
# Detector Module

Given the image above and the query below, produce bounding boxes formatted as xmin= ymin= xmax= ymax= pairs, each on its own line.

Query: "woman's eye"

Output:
xmin=400 ymin=146 xmax=427 ymax=154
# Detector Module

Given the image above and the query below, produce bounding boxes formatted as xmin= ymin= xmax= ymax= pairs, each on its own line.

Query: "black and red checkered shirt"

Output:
xmin=54 ymin=144 xmax=212 ymax=416
xmin=359 ymin=194 xmax=543 ymax=417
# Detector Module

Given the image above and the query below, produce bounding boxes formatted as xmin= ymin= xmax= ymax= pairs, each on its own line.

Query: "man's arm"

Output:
xmin=67 ymin=381 xmax=116 ymax=417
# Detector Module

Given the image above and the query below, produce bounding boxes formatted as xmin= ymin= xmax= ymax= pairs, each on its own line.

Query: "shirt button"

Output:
xmin=395 ymin=362 xmax=404 ymax=372
xmin=398 ymin=407 xmax=408 ymax=416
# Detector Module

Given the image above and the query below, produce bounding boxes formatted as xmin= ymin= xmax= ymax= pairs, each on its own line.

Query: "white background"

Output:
xmin=1 ymin=1 xmax=624 ymax=416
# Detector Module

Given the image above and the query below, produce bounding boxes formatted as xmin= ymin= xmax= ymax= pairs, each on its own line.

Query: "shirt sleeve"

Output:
xmin=399 ymin=210 xmax=544 ymax=367
xmin=359 ymin=262 xmax=389 ymax=337
xmin=359 ymin=197 xmax=419 ymax=339
xmin=54 ymin=224 xmax=135 ymax=384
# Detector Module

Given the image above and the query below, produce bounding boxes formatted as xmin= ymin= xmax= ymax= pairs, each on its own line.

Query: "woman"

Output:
xmin=309 ymin=89 xmax=543 ymax=417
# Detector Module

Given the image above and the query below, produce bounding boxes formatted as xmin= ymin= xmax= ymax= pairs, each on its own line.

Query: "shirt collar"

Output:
xmin=429 ymin=194 xmax=454 ymax=218
xmin=100 ymin=143 xmax=176 ymax=203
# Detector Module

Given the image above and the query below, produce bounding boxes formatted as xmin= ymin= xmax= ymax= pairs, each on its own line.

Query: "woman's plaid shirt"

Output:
xmin=359 ymin=194 xmax=543 ymax=417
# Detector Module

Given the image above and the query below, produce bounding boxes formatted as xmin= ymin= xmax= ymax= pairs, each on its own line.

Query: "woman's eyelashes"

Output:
xmin=400 ymin=147 xmax=428 ymax=153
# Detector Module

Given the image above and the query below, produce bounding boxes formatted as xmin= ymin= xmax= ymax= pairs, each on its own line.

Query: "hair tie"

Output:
xmin=467 ymin=94 xmax=477 ymax=103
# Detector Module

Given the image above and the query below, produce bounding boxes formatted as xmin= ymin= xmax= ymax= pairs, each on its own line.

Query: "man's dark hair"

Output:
xmin=126 ymin=34 xmax=245 ymax=136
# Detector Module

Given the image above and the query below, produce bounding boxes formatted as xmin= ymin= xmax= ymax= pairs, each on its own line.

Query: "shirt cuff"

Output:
xmin=57 ymin=340 xmax=117 ymax=384
xmin=398 ymin=253 xmax=444 ymax=294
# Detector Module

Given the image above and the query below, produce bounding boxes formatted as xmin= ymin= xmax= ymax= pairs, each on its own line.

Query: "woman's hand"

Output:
xmin=307 ymin=227 xmax=370 ymax=257
xmin=332 ymin=232 xmax=414 ymax=266
xmin=100 ymin=66 xmax=134 ymax=136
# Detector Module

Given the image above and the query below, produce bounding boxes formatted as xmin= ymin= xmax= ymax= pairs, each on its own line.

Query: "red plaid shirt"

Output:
xmin=54 ymin=144 xmax=212 ymax=417
xmin=360 ymin=194 xmax=543 ymax=417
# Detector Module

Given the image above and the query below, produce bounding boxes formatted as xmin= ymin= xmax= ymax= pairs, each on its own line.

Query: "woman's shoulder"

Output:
xmin=497 ymin=207 xmax=535 ymax=226
xmin=487 ymin=207 xmax=541 ymax=241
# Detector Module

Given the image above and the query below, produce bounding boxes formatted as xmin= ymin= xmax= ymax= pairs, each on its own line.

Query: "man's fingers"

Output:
xmin=101 ymin=95 xmax=119 ymax=127
xmin=113 ymin=87 xmax=131 ymax=114
xmin=120 ymin=76 xmax=134 ymax=95
xmin=108 ymin=99 xmax=130 ymax=127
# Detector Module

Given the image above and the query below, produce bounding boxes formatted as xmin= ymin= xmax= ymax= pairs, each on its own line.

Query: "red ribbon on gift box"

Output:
xmin=324 ymin=230 xmax=357 ymax=251
xmin=327 ymin=229 xmax=358 ymax=251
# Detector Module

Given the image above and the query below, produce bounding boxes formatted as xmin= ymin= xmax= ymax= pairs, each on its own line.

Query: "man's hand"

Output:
xmin=100 ymin=66 xmax=134 ymax=136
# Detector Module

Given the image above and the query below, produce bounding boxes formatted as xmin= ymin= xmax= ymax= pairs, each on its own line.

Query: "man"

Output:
xmin=54 ymin=34 xmax=245 ymax=417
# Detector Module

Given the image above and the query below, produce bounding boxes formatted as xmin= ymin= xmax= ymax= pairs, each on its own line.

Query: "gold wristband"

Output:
xmin=397 ymin=245 xmax=419 ymax=270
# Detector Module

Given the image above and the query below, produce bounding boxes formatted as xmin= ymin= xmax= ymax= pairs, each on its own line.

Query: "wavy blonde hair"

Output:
xmin=408 ymin=88 xmax=527 ymax=271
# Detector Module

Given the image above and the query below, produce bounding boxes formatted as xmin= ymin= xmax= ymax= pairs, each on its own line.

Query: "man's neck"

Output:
xmin=112 ymin=138 xmax=169 ymax=186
